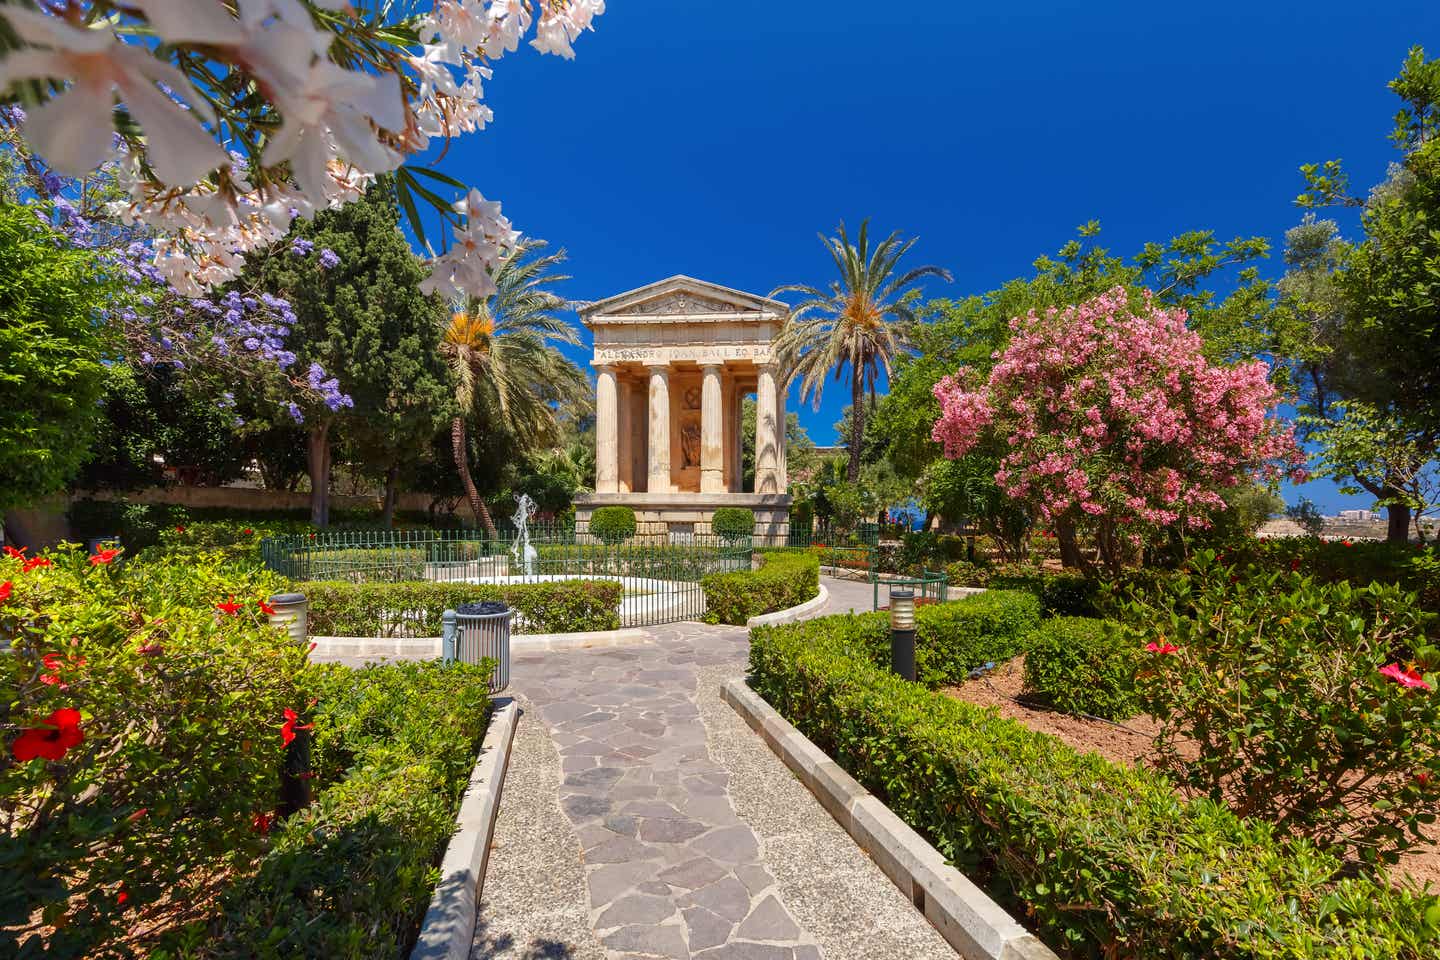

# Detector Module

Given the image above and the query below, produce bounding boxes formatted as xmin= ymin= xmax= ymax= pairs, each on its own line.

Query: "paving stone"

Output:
xmin=691 ymin=825 xmax=761 ymax=863
xmin=735 ymin=896 xmax=802 ymax=942
xmin=595 ymin=894 xmax=678 ymax=929
xmin=586 ymin=835 xmax=659 ymax=863
xmin=639 ymin=817 xmax=709 ymax=843
xmin=601 ymin=923 xmax=689 ymax=958
xmin=657 ymin=856 xmax=729 ymax=890
xmin=734 ymin=864 xmax=774 ymax=897
xmin=681 ymin=875 xmax=752 ymax=923
xmin=561 ymin=794 xmax=611 ymax=819
xmin=693 ymin=944 xmax=795 ymax=960
xmin=684 ymin=906 xmax=735 ymax=952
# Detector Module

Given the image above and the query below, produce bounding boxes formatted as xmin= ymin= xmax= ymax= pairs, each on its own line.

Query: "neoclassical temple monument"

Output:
xmin=572 ymin=276 xmax=793 ymax=543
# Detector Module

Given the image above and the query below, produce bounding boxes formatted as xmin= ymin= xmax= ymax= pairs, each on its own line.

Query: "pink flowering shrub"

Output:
xmin=932 ymin=287 xmax=1306 ymax=568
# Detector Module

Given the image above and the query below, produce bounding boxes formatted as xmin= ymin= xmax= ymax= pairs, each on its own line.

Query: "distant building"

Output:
xmin=1336 ymin=509 xmax=1380 ymax=522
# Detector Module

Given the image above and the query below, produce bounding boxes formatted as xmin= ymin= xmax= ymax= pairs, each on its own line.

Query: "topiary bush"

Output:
xmin=304 ymin=579 xmax=624 ymax=636
xmin=748 ymin=613 xmax=1440 ymax=959
xmin=1121 ymin=551 xmax=1440 ymax=867
xmin=588 ymin=505 xmax=636 ymax=544
xmin=1021 ymin=616 xmax=1138 ymax=720
xmin=710 ymin=506 xmax=755 ymax=541
xmin=702 ymin=552 xmax=819 ymax=624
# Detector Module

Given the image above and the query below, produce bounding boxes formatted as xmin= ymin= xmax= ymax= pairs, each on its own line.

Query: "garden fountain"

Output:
xmin=511 ymin=493 xmax=538 ymax=577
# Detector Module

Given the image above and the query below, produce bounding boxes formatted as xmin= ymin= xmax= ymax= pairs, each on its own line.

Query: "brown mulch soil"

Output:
xmin=944 ymin=654 xmax=1440 ymax=889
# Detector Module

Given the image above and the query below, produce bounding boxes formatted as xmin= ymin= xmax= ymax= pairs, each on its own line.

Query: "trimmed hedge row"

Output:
xmin=185 ymin=659 xmax=495 ymax=958
xmin=785 ymin=591 xmax=1041 ymax=687
xmin=304 ymin=579 xmax=624 ymax=635
xmin=702 ymin=552 xmax=820 ymax=624
xmin=748 ymin=607 xmax=1440 ymax=959
xmin=1021 ymin=616 xmax=1138 ymax=720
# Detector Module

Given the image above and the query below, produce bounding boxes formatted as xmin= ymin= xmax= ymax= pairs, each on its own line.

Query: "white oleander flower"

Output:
xmin=0 ymin=6 xmax=226 ymax=185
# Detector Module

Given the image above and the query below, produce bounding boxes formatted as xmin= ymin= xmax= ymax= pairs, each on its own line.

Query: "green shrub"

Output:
xmin=1237 ymin=537 xmax=1440 ymax=614
xmin=1122 ymin=552 xmax=1440 ymax=866
xmin=179 ymin=659 xmax=494 ymax=959
xmin=944 ymin=558 xmax=991 ymax=587
xmin=790 ymin=500 xmax=814 ymax=538
xmin=304 ymin=579 xmax=624 ymax=635
xmin=989 ymin=565 xmax=1100 ymax=617
xmin=0 ymin=546 xmax=304 ymax=957
xmin=702 ymin=552 xmax=819 ymax=624
xmin=902 ymin=591 xmax=1040 ymax=687
xmin=588 ymin=505 xmax=636 ymax=544
xmin=1022 ymin=617 xmax=1138 ymax=720
xmin=710 ymin=506 xmax=755 ymax=541
xmin=748 ymin=614 xmax=1440 ymax=959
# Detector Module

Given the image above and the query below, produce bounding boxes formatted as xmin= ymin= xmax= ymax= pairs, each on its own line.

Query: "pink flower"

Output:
xmin=1380 ymin=663 xmax=1431 ymax=692
xmin=1145 ymin=641 xmax=1179 ymax=655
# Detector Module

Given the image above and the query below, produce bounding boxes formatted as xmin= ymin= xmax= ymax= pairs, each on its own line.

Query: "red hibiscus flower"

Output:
xmin=1145 ymin=641 xmax=1180 ymax=655
xmin=215 ymin=596 xmax=243 ymax=616
xmin=3 ymin=545 xmax=26 ymax=558
xmin=252 ymin=811 xmax=273 ymax=835
xmin=1289 ymin=558 xmax=1301 ymax=572
xmin=11 ymin=708 xmax=84 ymax=762
xmin=258 ymin=600 xmax=277 ymax=616
xmin=0 ymin=581 xmax=11 ymax=604
xmin=1380 ymin=662 xmax=1432 ymax=692
xmin=89 ymin=548 xmax=120 ymax=566
xmin=175 ymin=525 xmax=186 ymax=533
xmin=243 ymin=528 xmax=253 ymax=536
xmin=1415 ymin=772 xmax=1431 ymax=789
xmin=116 ymin=888 xmax=128 ymax=906
xmin=22 ymin=557 xmax=51 ymax=572
xmin=280 ymin=708 xmax=313 ymax=746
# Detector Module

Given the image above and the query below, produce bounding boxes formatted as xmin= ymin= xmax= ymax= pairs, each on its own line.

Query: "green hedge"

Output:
xmin=702 ymin=552 xmax=819 ymax=624
xmin=748 ymin=614 xmax=1440 ymax=959
xmin=184 ymin=659 xmax=495 ymax=958
xmin=1021 ymin=616 xmax=1138 ymax=720
xmin=589 ymin=505 xmax=636 ymax=544
xmin=305 ymin=579 xmax=624 ymax=635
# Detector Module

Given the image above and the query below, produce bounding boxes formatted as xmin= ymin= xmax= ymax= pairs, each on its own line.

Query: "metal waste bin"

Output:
xmin=442 ymin=601 xmax=514 ymax=693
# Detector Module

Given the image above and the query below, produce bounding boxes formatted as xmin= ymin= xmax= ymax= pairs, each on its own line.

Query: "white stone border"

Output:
xmin=410 ymin=697 xmax=520 ymax=960
xmin=721 ymin=679 xmax=1059 ymax=960
xmin=745 ymin=584 xmax=829 ymax=628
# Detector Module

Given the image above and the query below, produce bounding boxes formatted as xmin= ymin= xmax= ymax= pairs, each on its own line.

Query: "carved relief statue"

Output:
xmin=680 ymin=420 xmax=702 ymax=469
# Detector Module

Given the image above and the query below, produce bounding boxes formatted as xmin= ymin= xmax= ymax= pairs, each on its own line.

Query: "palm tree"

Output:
xmin=440 ymin=239 xmax=590 ymax=535
xmin=772 ymin=220 xmax=951 ymax=481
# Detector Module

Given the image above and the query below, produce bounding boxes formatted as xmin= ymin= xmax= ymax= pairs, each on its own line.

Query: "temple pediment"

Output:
xmin=580 ymin=275 xmax=789 ymax=325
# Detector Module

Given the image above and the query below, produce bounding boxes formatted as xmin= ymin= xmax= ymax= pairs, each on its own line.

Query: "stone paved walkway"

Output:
xmin=473 ymin=578 xmax=953 ymax=960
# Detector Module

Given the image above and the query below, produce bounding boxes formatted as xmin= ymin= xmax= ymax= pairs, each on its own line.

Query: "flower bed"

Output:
xmin=748 ymin=601 xmax=1440 ymax=958
xmin=304 ymin=579 xmax=624 ymax=636
xmin=701 ymin=551 xmax=819 ymax=625
xmin=1 ymin=546 xmax=496 ymax=957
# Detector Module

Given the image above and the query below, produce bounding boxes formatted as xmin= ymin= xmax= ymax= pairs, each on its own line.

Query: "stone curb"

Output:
xmin=409 ymin=697 xmax=520 ymax=960
xmin=745 ymin=584 xmax=830 ymax=628
xmin=720 ymin=679 xmax=1059 ymax=960
xmin=309 ymin=628 xmax=654 ymax=660
xmin=946 ymin=586 xmax=988 ymax=602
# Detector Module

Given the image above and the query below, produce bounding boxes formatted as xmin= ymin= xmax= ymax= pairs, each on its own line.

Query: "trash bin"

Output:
xmin=443 ymin=601 xmax=514 ymax=693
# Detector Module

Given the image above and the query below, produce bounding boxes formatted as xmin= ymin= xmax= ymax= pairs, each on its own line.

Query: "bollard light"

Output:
xmin=889 ymin=588 xmax=917 ymax=682
xmin=266 ymin=592 xmax=309 ymax=646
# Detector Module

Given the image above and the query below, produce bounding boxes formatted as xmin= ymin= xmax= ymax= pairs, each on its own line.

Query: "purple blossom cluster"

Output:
xmin=2 ymin=142 xmax=354 ymax=424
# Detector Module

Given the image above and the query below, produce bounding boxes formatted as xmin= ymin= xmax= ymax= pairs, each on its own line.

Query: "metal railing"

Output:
xmin=260 ymin=529 xmax=753 ymax=627
xmin=786 ymin=521 xmax=881 ymax=549
xmin=873 ymin=569 xmax=949 ymax=611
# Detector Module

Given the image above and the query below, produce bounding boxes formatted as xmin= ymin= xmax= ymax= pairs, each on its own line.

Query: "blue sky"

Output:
xmin=419 ymin=0 xmax=1435 ymax=512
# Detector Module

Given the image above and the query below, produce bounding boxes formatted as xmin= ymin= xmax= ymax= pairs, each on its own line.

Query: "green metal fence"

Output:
xmin=785 ymin=521 xmax=880 ymax=549
xmin=260 ymin=528 xmax=753 ymax=628
xmin=872 ymin=569 xmax=949 ymax=611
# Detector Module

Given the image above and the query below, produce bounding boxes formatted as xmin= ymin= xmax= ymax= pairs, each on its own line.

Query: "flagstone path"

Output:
xmin=473 ymin=578 xmax=955 ymax=960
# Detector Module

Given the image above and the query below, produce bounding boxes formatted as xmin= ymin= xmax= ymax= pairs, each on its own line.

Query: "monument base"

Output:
xmin=573 ymin=492 xmax=793 ymax=546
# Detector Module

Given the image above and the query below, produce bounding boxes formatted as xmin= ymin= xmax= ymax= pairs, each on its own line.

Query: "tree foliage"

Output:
xmin=0 ymin=199 xmax=113 ymax=512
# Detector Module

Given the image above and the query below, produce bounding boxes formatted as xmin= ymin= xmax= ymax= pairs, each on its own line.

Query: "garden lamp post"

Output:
xmin=890 ymin=588 xmax=916 ymax=682
xmin=266 ymin=592 xmax=309 ymax=646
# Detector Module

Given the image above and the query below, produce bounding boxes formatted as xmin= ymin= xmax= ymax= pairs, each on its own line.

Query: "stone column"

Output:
xmin=755 ymin=364 xmax=779 ymax=494
xmin=731 ymin=384 xmax=744 ymax=491
xmin=700 ymin=364 xmax=724 ymax=493
xmin=595 ymin=364 xmax=619 ymax=493
xmin=646 ymin=363 xmax=671 ymax=494
xmin=776 ymin=373 xmax=788 ymax=491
